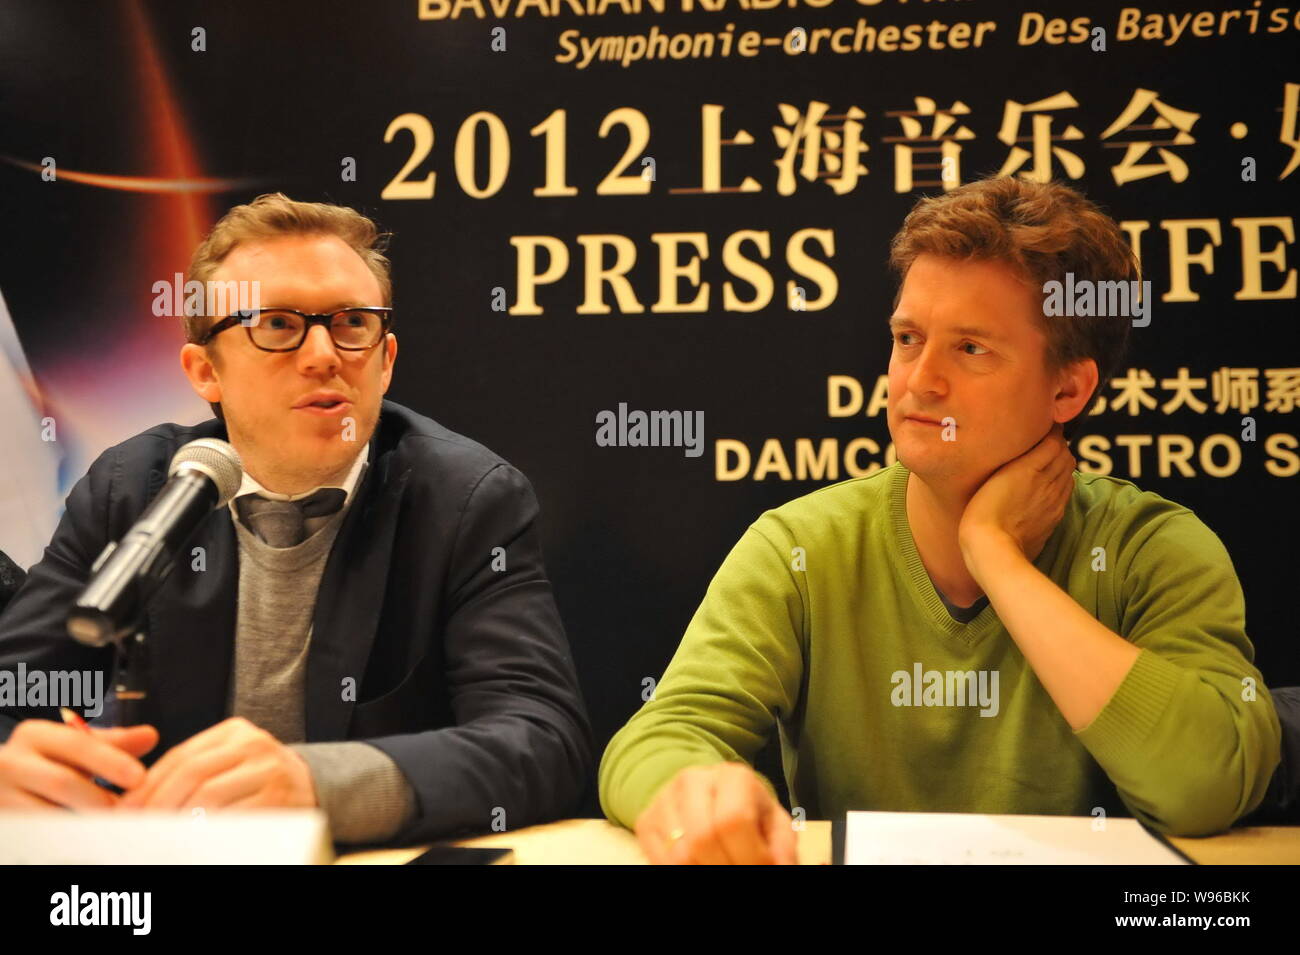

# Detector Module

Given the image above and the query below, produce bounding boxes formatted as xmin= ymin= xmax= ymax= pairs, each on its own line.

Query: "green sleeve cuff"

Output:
xmin=601 ymin=749 xmax=726 ymax=829
xmin=601 ymin=747 xmax=782 ymax=829
xmin=1072 ymin=648 xmax=1182 ymax=762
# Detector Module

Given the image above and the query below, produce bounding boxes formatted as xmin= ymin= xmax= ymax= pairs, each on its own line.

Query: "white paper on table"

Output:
xmin=845 ymin=811 xmax=1189 ymax=865
xmin=0 ymin=810 xmax=334 ymax=865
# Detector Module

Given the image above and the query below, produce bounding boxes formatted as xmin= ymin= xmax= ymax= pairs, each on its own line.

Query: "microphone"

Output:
xmin=66 ymin=438 xmax=243 ymax=647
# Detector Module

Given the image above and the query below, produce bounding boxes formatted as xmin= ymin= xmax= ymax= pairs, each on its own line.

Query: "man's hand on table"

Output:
xmin=117 ymin=717 xmax=317 ymax=810
xmin=633 ymin=762 xmax=798 ymax=864
xmin=0 ymin=718 xmax=157 ymax=808
xmin=0 ymin=716 xmax=317 ymax=811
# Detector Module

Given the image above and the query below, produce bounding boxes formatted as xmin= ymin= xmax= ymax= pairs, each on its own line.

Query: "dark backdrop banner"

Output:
xmin=0 ymin=0 xmax=1296 ymax=813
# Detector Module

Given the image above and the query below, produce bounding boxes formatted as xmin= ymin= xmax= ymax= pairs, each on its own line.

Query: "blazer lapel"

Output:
xmin=305 ymin=437 xmax=412 ymax=741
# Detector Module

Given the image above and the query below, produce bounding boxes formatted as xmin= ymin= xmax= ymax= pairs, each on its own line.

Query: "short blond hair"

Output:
xmin=183 ymin=192 xmax=392 ymax=344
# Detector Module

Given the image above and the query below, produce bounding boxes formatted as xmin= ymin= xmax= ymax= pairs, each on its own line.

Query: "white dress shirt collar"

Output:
xmin=228 ymin=442 xmax=370 ymax=518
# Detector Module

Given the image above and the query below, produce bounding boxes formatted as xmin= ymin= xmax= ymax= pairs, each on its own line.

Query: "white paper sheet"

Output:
xmin=845 ymin=811 xmax=1189 ymax=865
xmin=0 ymin=810 xmax=334 ymax=864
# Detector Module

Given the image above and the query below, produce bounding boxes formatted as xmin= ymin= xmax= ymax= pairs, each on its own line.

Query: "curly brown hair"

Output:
xmin=888 ymin=176 xmax=1139 ymax=434
xmin=183 ymin=192 xmax=392 ymax=345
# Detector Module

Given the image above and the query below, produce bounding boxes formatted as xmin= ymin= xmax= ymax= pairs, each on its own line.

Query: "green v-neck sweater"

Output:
xmin=599 ymin=462 xmax=1281 ymax=837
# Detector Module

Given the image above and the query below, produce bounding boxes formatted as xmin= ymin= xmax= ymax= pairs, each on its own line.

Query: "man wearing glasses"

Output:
xmin=0 ymin=193 xmax=593 ymax=845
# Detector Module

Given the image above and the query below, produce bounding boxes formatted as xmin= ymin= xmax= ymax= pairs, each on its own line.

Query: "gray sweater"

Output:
xmin=226 ymin=451 xmax=417 ymax=844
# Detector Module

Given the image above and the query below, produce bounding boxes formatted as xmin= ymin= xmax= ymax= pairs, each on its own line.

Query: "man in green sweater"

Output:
xmin=598 ymin=176 xmax=1282 ymax=864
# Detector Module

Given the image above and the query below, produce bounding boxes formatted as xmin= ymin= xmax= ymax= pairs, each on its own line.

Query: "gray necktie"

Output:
xmin=234 ymin=487 xmax=347 ymax=548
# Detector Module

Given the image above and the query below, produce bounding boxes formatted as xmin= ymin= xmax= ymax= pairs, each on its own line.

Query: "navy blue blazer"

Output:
xmin=0 ymin=399 xmax=593 ymax=843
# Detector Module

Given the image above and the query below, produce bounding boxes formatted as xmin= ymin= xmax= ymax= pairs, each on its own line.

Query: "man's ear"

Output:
xmin=180 ymin=342 xmax=223 ymax=405
xmin=380 ymin=333 xmax=397 ymax=393
xmin=1053 ymin=357 xmax=1098 ymax=433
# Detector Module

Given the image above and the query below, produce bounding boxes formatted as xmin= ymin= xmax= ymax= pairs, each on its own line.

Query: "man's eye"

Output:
xmin=895 ymin=332 xmax=917 ymax=346
xmin=962 ymin=341 xmax=989 ymax=356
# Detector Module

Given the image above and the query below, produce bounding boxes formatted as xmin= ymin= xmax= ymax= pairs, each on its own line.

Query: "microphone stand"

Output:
xmin=68 ymin=437 xmax=242 ymax=734
xmin=113 ymin=627 xmax=150 ymax=728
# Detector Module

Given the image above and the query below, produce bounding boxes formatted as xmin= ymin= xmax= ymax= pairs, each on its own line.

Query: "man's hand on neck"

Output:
xmin=906 ymin=423 xmax=1076 ymax=607
xmin=956 ymin=423 xmax=1076 ymax=587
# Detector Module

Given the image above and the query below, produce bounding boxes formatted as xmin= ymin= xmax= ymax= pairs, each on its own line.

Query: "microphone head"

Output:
xmin=168 ymin=438 xmax=244 ymax=507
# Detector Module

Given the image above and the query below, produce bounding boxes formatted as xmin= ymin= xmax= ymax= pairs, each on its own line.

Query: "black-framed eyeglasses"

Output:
xmin=200 ymin=307 xmax=393 ymax=352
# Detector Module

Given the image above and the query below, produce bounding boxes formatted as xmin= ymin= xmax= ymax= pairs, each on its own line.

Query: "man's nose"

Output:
xmin=296 ymin=323 xmax=341 ymax=375
xmin=908 ymin=342 xmax=948 ymax=397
